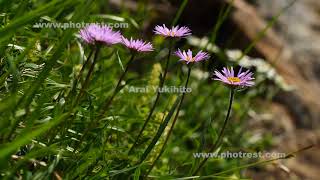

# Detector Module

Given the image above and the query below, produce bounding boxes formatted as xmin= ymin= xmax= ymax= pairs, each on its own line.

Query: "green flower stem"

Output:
xmin=66 ymin=47 xmax=94 ymax=102
xmin=74 ymin=48 xmax=95 ymax=91
xmin=74 ymin=53 xmax=135 ymax=151
xmin=128 ymin=42 xmax=173 ymax=155
xmin=137 ymin=96 xmax=181 ymax=165
xmin=74 ymin=45 xmax=101 ymax=106
xmin=99 ymin=53 xmax=135 ymax=116
xmin=192 ymin=88 xmax=235 ymax=175
xmin=146 ymin=66 xmax=192 ymax=175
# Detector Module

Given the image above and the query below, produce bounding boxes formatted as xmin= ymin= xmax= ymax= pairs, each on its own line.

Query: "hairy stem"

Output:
xmin=74 ymin=45 xmax=101 ymax=106
xmin=99 ymin=53 xmax=135 ymax=117
xmin=192 ymin=88 xmax=235 ymax=175
xmin=74 ymin=53 xmax=135 ymax=151
xmin=66 ymin=47 xmax=94 ymax=102
xmin=128 ymin=43 xmax=173 ymax=155
xmin=146 ymin=66 xmax=192 ymax=175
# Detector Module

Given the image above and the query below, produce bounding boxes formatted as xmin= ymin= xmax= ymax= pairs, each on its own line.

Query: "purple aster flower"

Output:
xmin=79 ymin=24 xmax=122 ymax=45
xmin=175 ymin=49 xmax=210 ymax=64
xmin=121 ymin=37 xmax=153 ymax=52
xmin=154 ymin=24 xmax=191 ymax=38
xmin=213 ymin=67 xmax=255 ymax=87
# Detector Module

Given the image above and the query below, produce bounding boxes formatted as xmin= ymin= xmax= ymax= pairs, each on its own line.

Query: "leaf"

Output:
xmin=0 ymin=0 xmax=75 ymax=43
xmin=133 ymin=166 xmax=141 ymax=180
xmin=127 ymin=17 xmax=139 ymax=29
xmin=116 ymin=50 xmax=125 ymax=72
xmin=95 ymin=14 xmax=126 ymax=22
xmin=21 ymin=0 xmax=94 ymax=108
xmin=172 ymin=0 xmax=189 ymax=26
xmin=0 ymin=113 xmax=70 ymax=161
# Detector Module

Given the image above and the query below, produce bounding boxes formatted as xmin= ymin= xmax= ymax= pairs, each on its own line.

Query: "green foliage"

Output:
xmin=0 ymin=0 xmax=288 ymax=179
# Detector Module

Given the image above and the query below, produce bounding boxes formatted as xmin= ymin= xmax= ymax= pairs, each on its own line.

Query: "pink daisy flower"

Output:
xmin=154 ymin=24 xmax=191 ymax=38
xmin=79 ymin=24 xmax=122 ymax=45
xmin=175 ymin=49 xmax=210 ymax=64
xmin=213 ymin=67 xmax=255 ymax=87
xmin=121 ymin=37 xmax=153 ymax=52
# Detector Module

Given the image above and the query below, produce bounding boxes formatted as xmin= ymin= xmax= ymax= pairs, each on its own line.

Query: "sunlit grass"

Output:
xmin=0 ymin=0 xmax=303 ymax=179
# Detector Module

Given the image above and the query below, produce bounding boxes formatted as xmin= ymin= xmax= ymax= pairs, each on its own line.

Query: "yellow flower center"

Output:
xmin=227 ymin=77 xmax=241 ymax=83
xmin=186 ymin=56 xmax=194 ymax=62
xmin=167 ymin=31 xmax=175 ymax=36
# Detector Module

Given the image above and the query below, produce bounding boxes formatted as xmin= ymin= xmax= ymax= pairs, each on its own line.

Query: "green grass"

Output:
xmin=0 ymin=0 xmax=299 ymax=179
